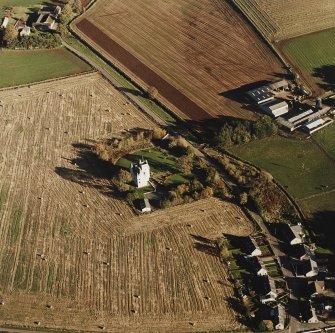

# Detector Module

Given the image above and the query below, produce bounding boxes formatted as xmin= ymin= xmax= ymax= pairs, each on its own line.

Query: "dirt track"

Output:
xmin=77 ymin=19 xmax=211 ymax=121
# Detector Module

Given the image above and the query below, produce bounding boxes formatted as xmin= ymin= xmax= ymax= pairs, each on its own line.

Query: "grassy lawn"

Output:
xmin=116 ymin=148 xmax=181 ymax=174
xmin=230 ymin=135 xmax=335 ymax=199
xmin=0 ymin=48 xmax=91 ymax=88
xmin=281 ymin=27 xmax=335 ymax=90
xmin=164 ymin=174 xmax=190 ymax=186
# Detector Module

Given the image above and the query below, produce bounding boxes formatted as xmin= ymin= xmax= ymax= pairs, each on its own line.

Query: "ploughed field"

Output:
xmin=75 ymin=0 xmax=285 ymax=121
xmin=0 ymin=73 xmax=253 ymax=332
xmin=234 ymin=0 xmax=335 ymax=41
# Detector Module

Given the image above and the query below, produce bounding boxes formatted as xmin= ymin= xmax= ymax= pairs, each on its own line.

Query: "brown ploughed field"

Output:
xmin=0 ymin=73 xmax=254 ymax=332
xmin=75 ymin=0 xmax=286 ymax=121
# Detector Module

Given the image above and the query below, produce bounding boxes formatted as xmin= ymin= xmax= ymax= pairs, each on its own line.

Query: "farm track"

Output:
xmin=0 ymin=74 xmax=254 ymax=332
xmin=75 ymin=0 xmax=286 ymax=121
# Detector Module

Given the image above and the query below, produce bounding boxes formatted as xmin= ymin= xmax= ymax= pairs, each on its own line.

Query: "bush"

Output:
xmin=12 ymin=32 xmax=62 ymax=49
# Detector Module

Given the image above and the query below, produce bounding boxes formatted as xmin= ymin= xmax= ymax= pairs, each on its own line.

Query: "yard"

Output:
xmin=0 ymin=48 xmax=91 ymax=88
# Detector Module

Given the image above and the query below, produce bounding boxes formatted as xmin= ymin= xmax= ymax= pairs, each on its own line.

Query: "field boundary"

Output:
xmin=0 ymin=69 xmax=96 ymax=92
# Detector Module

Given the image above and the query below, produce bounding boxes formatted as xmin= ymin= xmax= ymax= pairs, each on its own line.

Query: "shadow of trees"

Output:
xmin=313 ymin=65 xmax=335 ymax=90
xmin=55 ymin=142 xmax=120 ymax=198
xmin=191 ymin=234 xmax=219 ymax=257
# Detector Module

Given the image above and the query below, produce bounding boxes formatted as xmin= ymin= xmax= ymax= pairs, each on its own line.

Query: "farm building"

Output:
xmin=301 ymin=301 xmax=319 ymax=324
xmin=139 ymin=198 xmax=151 ymax=213
xmin=258 ymin=276 xmax=277 ymax=304
xmin=284 ymin=224 xmax=305 ymax=245
xmin=20 ymin=26 xmax=31 ymax=37
xmin=246 ymin=85 xmax=274 ymax=105
xmin=33 ymin=6 xmax=61 ymax=31
xmin=273 ymin=305 xmax=285 ymax=330
xmin=1 ymin=17 xmax=9 ymax=28
xmin=245 ymin=236 xmax=262 ymax=257
xmin=130 ymin=158 xmax=150 ymax=188
xmin=303 ymin=117 xmax=334 ymax=134
xmin=260 ymin=99 xmax=289 ymax=118
xmin=269 ymin=79 xmax=289 ymax=92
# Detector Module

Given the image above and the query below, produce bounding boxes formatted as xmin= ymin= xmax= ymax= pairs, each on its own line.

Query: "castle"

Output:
xmin=130 ymin=158 xmax=150 ymax=188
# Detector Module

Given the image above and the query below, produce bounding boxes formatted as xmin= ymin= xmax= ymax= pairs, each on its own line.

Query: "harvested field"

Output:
xmin=235 ymin=0 xmax=335 ymax=41
xmin=0 ymin=73 xmax=254 ymax=332
xmin=75 ymin=0 xmax=286 ymax=121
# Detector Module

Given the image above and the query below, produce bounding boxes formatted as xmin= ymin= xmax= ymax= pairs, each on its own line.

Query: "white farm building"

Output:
xmin=260 ymin=99 xmax=289 ymax=118
xmin=130 ymin=158 xmax=150 ymax=188
xmin=1 ymin=17 xmax=9 ymax=28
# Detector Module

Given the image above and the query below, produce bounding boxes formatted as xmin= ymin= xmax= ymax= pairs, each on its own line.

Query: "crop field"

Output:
xmin=0 ymin=73 xmax=254 ymax=332
xmin=234 ymin=0 xmax=335 ymax=41
xmin=75 ymin=0 xmax=286 ymax=121
xmin=0 ymin=48 xmax=91 ymax=88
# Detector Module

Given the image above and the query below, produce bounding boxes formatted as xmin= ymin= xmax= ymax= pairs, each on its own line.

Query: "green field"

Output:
xmin=0 ymin=48 xmax=91 ymax=88
xmin=313 ymin=122 xmax=335 ymax=159
xmin=1 ymin=0 xmax=46 ymax=5
xmin=281 ymin=27 xmax=335 ymax=91
xmin=230 ymin=134 xmax=335 ymax=200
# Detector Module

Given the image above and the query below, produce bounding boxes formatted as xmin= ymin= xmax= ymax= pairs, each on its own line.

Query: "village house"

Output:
xmin=245 ymin=236 xmax=262 ymax=257
xmin=291 ymin=243 xmax=314 ymax=261
xmin=309 ymin=280 xmax=325 ymax=298
xmin=258 ymin=275 xmax=278 ymax=304
xmin=301 ymin=301 xmax=319 ymax=323
xmin=130 ymin=158 xmax=151 ymax=188
xmin=284 ymin=224 xmax=305 ymax=245
xmin=273 ymin=305 xmax=285 ymax=330
xmin=20 ymin=26 xmax=31 ymax=37
xmin=294 ymin=258 xmax=319 ymax=277
xmin=249 ymin=257 xmax=268 ymax=276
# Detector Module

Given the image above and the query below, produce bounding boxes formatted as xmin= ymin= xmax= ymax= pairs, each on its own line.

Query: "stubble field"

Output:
xmin=0 ymin=73 xmax=254 ymax=332
xmin=75 ymin=0 xmax=286 ymax=121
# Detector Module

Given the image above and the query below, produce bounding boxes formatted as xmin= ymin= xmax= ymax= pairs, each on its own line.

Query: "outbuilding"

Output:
xmin=260 ymin=99 xmax=289 ymax=118
xmin=1 ymin=17 xmax=9 ymax=28
xmin=139 ymin=198 xmax=151 ymax=213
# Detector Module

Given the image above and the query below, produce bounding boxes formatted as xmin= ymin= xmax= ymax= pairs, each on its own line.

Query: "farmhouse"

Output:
xmin=245 ymin=236 xmax=262 ymax=257
xmin=33 ymin=6 xmax=61 ymax=31
xmin=258 ymin=275 xmax=277 ymax=304
xmin=284 ymin=224 xmax=305 ymax=245
xmin=130 ymin=158 xmax=150 ymax=188
xmin=260 ymin=99 xmax=289 ymax=118
xmin=246 ymin=85 xmax=274 ymax=105
xmin=1 ymin=17 xmax=9 ymax=28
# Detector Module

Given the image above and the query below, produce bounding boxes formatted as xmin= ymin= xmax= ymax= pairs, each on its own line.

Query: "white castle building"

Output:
xmin=130 ymin=158 xmax=150 ymax=188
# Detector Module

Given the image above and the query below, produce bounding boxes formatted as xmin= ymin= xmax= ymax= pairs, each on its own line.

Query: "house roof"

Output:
xmin=292 ymin=244 xmax=314 ymax=260
xmin=246 ymin=86 xmax=274 ymax=104
xmin=139 ymin=198 xmax=151 ymax=210
xmin=272 ymin=305 xmax=285 ymax=327
xmin=130 ymin=159 xmax=149 ymax=176
xmin=303 ymin=258 xmax=318 ymax=275
xmin=261 ymin=99 xmax=288 ymax=112
xmin=309 ymin=280 xmax=325 ymax=296
xmin=284 ymin=224 xmax=304 ymax=243
xmin=245 ymin=236 xmax=261 ymax=255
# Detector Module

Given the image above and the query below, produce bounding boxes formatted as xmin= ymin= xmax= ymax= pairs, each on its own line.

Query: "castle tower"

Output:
xmin=130 ymin=157 xmax=150 ymax=188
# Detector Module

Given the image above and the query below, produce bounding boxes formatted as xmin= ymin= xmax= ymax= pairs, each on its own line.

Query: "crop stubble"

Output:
xmin=0 ymin=73 xmax=254 ymax=332
xmin=76 ymin=0 xmax=286 ymax=121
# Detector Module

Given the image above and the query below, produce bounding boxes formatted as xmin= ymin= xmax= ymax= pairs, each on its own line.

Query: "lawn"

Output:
xmin=116 ymin=148 xmax=181 ymax=174
xmin=280 ymin=27 xmax=335 ymax=91
xmin=230 ymin=135 xmax=335 ymax=199
xmin=0 ymin=48 xmax=91 ymax=88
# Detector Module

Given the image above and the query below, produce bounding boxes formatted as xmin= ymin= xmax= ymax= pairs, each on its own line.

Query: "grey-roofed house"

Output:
xmin=33 ymin=6 xmax=61 ymax=31
xmin=258 ymin=275 xmax=277 ymax=304
xmin=245 ymin=236 xmax=262 ymax=257
xmin=284 ymin=224 xmax=305 ymax=245
xmin=294 ymin=258 xmax=318 ymax=277
xmin=292 ymin=244 xmax=314 ymax=261
xmin=273 ymin=305 xmax=285 ymax=330
xmin=309 ymin=280 xmax=325 ymax=298
xmin=300 ymin=301 xmax=319 ymax=323
xmin=249 ymin=257 xmax=268 ymax=276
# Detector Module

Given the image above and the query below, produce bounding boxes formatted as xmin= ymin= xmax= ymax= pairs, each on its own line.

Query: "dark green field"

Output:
xmin=1 ymin=0 xmax=45 ymax=5
xmin=0 ymin=48 xmax=91 ymax=88
xmin=280 ymin=27 xmax=335 ymax=93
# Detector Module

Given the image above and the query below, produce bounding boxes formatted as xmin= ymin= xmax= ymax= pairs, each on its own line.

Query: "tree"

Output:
xmin=72 ymin=0 xmax=83 ymax=13
xmin=60 ymin=4 xmax=73 ymax=24
xmin=239 ymin=192 xmax=248 ymax=205
xmin=146 ymin=86 xmax=158 ymax=99
xmin=3 ymin=25 xmax=17 ymax=46
xmin=57 ymin=23 xmax=69 ymax=37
